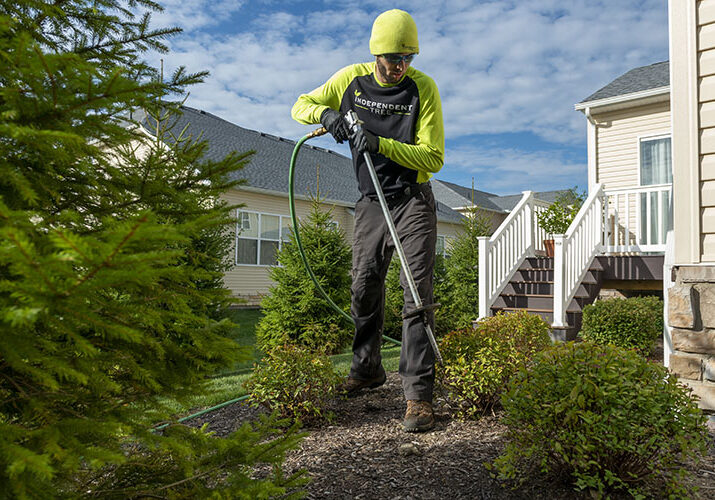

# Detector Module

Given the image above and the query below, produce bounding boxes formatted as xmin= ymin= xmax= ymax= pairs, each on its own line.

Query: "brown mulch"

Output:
xmin=189 ymin=371 xmax=715 ymax=500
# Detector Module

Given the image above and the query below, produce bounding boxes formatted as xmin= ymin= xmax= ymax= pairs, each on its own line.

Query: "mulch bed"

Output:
xmin=189 ymin=371 xmax=715 ymax=499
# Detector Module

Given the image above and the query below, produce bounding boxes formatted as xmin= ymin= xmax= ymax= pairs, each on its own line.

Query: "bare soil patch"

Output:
xmin=189 ymin=372 xmax=715 ymax=499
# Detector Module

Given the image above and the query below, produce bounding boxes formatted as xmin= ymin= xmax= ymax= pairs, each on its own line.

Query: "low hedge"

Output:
xmin=493 ymin=341 xmax=708 ymax=498
xmin=244 ymin=344 xmax=340 ymax=425
xmin=436 ymin=311 xmax=551 ymax=419
xmin=579 ymin=296 xmax=663 ymax=355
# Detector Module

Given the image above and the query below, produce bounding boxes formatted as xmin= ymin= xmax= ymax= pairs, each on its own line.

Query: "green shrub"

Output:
xmin=244 ymin=344 xmax=341 ymax=425
xmin=440 ymin=206 xmax=492 ymax=332
xmin=579 ymin=296 xmax=663 ymax=355
xmin=436 ymin=311 xmax=551 ymax=419
xmin=493 ymin=341 xmax=708 ymax=498
xmin=256 ymin=199 xmax=352 ymax=354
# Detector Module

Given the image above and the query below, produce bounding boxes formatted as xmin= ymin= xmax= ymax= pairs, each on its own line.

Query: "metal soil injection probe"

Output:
xmin=344 ymin=110 xmax=443 ymax=363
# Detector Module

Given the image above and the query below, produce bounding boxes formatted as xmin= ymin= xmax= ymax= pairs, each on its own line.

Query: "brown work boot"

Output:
xmin=338 ymin=368 xmax=386 ymax=397
xmin=403 ymin=400 xmax=434 ymax=432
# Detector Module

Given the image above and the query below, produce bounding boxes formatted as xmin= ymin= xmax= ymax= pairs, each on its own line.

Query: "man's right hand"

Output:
xmin=320 ymin=109 xmax=349 ymax=144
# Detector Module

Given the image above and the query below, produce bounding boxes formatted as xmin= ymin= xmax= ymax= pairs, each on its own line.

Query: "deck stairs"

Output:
xmin=491 ymin=256 xmax=605 ymax=341
xmin=478 ymin=183 xmax=669 ymax=340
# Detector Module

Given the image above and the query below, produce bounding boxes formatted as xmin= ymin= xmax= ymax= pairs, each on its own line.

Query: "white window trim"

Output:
xmin=235 ymin=209 xmax=292 ymax=267
xmin=637 ymin=133 xmax=673 ymax=188
xmin=436 ymin=234 xmax=452 ymax=258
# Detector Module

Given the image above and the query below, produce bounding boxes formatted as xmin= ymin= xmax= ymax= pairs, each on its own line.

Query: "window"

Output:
xmin=638 ymin=136 xmax=673 ymax=246
xmin=436 ymin=235 xmax=451 ymax=258
xmin=640 ymin=136 xmax=672 ymax=186
xmin=236 ymin=211 xmax=292 ymax=266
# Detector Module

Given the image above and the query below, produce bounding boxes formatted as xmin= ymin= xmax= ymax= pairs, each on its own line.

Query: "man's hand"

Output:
xmin=320 ymin=109 xmax=349 ymax=144
xmin=352 ymin=127 xmax=379 ymax=154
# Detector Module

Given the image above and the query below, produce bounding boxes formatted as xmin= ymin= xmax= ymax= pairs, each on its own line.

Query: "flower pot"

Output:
xmin=544 ymin=239 xmax=555 ymax=257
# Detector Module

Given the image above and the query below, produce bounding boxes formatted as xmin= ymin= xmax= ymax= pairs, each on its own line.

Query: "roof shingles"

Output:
xmin=579 ymin=61 xmax=669 ymax=104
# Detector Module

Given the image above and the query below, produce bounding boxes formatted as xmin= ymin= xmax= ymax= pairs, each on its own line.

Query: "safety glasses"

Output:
xmin=381 ymin=53 xmax=416 ymax=65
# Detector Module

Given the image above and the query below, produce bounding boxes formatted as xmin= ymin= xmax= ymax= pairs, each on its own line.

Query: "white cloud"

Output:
xmin=148 ymin=0 xmax=246 ymax=31
xmin=144 ymin=0 xmax=668 ymax=190
xmin=441 ymin=143 xmax=587 ymax=195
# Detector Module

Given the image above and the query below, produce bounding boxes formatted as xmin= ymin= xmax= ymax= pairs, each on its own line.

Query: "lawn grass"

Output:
xmin=158 ymin=307 xmax=404 ymax=418
xmin=163 ymin=340 xmax=402 ymax=418
xmin=221 ymin=307 xmax=264 ymax=372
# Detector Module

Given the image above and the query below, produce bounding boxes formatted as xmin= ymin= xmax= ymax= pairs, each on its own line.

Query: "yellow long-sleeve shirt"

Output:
xmin=291 ymin=62 xmax=444 ymax=198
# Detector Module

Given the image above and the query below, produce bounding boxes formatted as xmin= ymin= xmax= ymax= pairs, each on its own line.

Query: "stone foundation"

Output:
xmin=667 ymin=265 xmax=715 ymax=413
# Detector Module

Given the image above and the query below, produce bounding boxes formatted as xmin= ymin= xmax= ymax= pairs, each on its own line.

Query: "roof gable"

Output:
xmin=578 ymin=61 xmax=669 ymax=105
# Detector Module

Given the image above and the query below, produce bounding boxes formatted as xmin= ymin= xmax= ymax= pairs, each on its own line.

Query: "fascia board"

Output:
xmin=574 ymin=86 xmax=670 ymax=113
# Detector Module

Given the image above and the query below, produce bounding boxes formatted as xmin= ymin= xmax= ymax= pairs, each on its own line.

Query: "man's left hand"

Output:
xmin=352 ymin=128 xmax=379 ymax=154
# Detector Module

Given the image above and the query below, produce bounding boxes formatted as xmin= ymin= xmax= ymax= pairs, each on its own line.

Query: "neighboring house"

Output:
xmin=574 ymin=61 xmax=672 ymax=252
xmin=478 ymin=61 xmax=670 ymax=343
xmin=139 ymin=105 xmax=545 ymax=305
xmin=666 ymin=0 xmax=715 ymax=412
xmin=431 ymin=179 xmax=565 ymax=233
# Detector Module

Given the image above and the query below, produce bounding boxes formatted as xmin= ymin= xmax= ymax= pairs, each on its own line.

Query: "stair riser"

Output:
xmin=491 ymin=307 xmax=580 ymax=327
xmin=524 ymin=257 xmax=554 ymax=269
xmin=504 ymin=282 xmax=553 ymax=295
xmin=504 ymin=282 xmax=600 ymax=298
xmin=516 ymin=269 xmax=603 ymax=285
xmin=494 ymin=295 xmax=553 ymax=310
xmin=517 ymin=269 xmax=553 ymax=282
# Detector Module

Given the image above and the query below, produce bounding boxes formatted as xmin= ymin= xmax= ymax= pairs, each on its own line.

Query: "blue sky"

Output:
xmin=147 ymin=0 xmax=669 ymax=196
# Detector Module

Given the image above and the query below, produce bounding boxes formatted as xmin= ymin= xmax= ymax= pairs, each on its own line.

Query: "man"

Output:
xmin=291 ymin=9 xmax=444 ymax=432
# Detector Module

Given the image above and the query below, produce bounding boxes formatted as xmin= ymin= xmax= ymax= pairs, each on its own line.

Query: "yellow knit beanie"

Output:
xmin=369 ymin=9 xmax=419 ymax=55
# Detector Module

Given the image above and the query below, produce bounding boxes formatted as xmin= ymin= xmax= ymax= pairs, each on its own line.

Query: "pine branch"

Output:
xmin=68 ymin=214 xmax=148 ymax=294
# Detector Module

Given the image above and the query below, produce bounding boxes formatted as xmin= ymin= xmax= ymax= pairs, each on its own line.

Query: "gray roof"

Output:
xmin=140 ymin=105 xmax=359 ymax=204
xmin=138 ymin=105 xmax=467 ymax=224
xmin=579 ymin=61 xmax=669 ymax=104
xmin=489 ymin=189 xmax=566 ymax=212
xmin=432 ymin=179 xmax=505 ymax=212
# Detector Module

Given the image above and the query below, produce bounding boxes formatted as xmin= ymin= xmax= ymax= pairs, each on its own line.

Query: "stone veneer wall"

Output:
xmin=668 ymin=266 xmax=715 ymax=413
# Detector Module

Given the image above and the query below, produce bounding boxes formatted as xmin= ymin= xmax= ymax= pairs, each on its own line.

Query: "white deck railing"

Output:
xmin=478 ymin=191 xmax=550 ymax=319
xmin=604 ymin=185 xmax=672 ymax=253
xmin=478 ymin=183 xmax=671 ymax=327
xmin=552 ymin=184 xmax=607 ymax=327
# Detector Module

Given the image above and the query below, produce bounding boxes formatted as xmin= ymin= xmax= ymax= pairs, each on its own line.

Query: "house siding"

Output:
xmin=221 ymin=188 xmax=354 ymax=304
xmin=667 ymin=0 xmax=715 ymax=413
xmin=594 ymin=102 xmax=671 ymax=191
xmin=699 ymin=0 xmax=715 ymax=264
xmin=221 ymin=187 xmax=466 ymax=305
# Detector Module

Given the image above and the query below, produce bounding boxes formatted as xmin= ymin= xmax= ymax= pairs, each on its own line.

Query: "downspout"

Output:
xmin=585 ymin=107 xmax=598 ymax=193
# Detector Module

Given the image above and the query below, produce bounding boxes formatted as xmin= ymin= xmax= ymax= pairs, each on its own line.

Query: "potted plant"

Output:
xmin=536 ymin=189 xmax=586 ymax=257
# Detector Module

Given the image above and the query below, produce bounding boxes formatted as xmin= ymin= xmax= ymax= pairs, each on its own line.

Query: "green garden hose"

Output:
xmin=289 ymin=128 xmax=401 ymax=346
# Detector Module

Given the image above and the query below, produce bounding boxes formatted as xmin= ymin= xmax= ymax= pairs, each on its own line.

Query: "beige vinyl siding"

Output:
xmin=436 ymin=221 xmax=463 ymax=254
xmin=454 ymin=208 xmax=507 ymax=233
xmin=594 ymin=102 xmax=671 ymax=191
xmin=700 ymin=1 xmax=715 ymax=261
xmin=221 ymin=188 xmax=354 ymax=302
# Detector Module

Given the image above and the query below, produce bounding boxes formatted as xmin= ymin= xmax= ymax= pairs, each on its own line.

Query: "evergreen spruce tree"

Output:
xmin=440 ymin=206 xmax=492 ymax=331
xmin=0 ymin=1 xmax=304 ymax=498
xmin=256 ymin=198 xmax=352 ymax=354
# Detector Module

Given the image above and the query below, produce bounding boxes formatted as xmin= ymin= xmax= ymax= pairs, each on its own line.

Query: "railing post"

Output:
xmin=527 ymin=192 xmax=535 ymax=256
xmin=552 ymin=234 xmax=566 ymax=327
xmin=478 ymin=236 xmax=490 ymax=319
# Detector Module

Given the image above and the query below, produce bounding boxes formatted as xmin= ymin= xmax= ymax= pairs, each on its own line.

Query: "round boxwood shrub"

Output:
xmin=579 ymin=296 xmax=663 ymax=356
xmin=493 ymin=341 xmax=708 ymax=498
xmin=436 ymin=311 xmax=551 ymax=419
xmin=244 ymin=344 xmax=341 ymax=425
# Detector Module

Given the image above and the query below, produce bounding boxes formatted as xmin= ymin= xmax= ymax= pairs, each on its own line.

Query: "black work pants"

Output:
xmin=349 ymin=183 xmax=437 ymax=401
